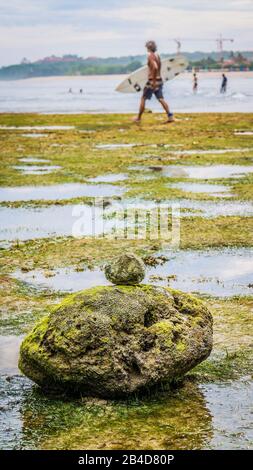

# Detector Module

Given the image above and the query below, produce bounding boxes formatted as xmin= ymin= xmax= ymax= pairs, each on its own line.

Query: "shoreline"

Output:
xmin=0 ymin=70 xmax=253 ymax=83
xmin=1 ymin=111 xmax=253 ymax=116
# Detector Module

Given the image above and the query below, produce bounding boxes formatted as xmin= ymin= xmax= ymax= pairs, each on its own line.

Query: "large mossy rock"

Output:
xmin=19 ymin=285 xmax=213 ymax=398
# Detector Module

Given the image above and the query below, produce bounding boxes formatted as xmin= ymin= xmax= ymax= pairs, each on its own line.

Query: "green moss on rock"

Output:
xmin=19 ymin=284 xmax=213 ymax=398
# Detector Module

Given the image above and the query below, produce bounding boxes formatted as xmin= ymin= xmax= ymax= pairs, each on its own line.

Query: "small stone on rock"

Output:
xmin=104 ymin=253 xmax=145 ymax=285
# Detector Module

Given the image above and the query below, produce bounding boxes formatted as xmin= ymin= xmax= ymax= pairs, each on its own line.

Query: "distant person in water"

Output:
xmin=80 ymin=89 xmax=83 ymax=94
xmin=220 ymin=73 xmax=228 ymax=94
xmin=68 ymin=88 xmax=72 ymax=93
xmin=134 ymin=41 xmax=174 ymax=124
xmin=193 ymin=73 xmax=198 ymax=93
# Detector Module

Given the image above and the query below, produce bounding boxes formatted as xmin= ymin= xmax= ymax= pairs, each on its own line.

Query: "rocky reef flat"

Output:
xmin=0 ymin=112 xmax=252 ymax=449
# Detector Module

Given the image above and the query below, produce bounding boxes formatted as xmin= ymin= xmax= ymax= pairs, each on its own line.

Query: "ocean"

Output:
xmin=0 ymin=71 xmax=252 ymax=114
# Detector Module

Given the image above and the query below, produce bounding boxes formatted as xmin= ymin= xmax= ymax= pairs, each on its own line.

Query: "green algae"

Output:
xmin=176 ymin=341 xmax=186 ymax=352
xmin=36 ymin=380 xmax=213 ymax=450
xmin=191 ymin=347 xmax=253 ymax=382
xmin=149 ymin=320 xmax=174 ymax=335
xmin=189 ymin=296 xmax=253 ymax=382
xmin=1 ymin=213 xmax=253 ymax=278
xmin=1 ymin=112 xmax=252 ymax=275
xmin=0 ymin=275 xmax=60 ymax=335
xmin=1 ymin=112 xmax=253 ymax=449
xmin=0 ymin=113 xmax=253 ymax=203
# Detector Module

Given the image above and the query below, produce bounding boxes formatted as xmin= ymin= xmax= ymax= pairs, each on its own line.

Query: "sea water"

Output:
xmin=0 ymin=72 xmax=253 ymax=113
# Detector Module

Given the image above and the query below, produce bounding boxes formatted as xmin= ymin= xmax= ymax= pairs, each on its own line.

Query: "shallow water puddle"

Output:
xmin=146 ymin=248 xmax=253 ymax=297
xmin=0 ymin=126 xmax=75 ymax=131
xmin=172 ymin=198 xmax=253 ymax=217
xmin=2 ymin=199 xmax=250 ymax=242
xmin=170 ymin=148 xmax=253 ymax=156
xmin=167 ymin=165 xmax=253 ymax=179
xmin=13 ymin=165 xmax=61 ymax=175
xmin=95 ymin=143 xmax=140 ymax=150
xmin=203 ymin=378 xmax=253 ymax=449
xmin=109 ymin=198 xmax=253 ymax=218
xmin=170 ymin=182 xmax=232 ymax=197
xmin=13 ymin=268 xmax=109 ymax=292
xmin=13 ymin=248 xmax=253 ymax=297
xmin=0 ymin=183 xmax=124 ymax=202
xmin=234 ymin=131 xmax=253 ymax=136
xmin=21 ymin=134 xmax=49 ymax=138
xmin=95 ymin=145 xmax=252 ymax=154
xmin=0 ymin=336 xmax=23 ymax=375
xmin=18 ymin=157 xmax=50 ymax=164
xmin=0 ymin=203 xmax=120 ymax=243
xmin=95 ymin=143 xmax=183 ymax=150
xmin=88 ymin=173 xmax=128 ymax=183
xmin=0 ymin=374 xmax=252 ymax=450
xmin=129 ymin=164 xmax=253 ymax=179
xmin=78 ymin=129 xmax=96 ymax=134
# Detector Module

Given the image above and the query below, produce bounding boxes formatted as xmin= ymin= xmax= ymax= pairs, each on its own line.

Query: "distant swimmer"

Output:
xmin=220 ymin=73 xmax=228 ymax=94
xmin=68 ymin=88 xmax=72 ymax=93
xmin=133 ymin=40 xmax=174 ymax=124
xmin=193 ymin=73 xmax=198 ymax=93
xmin=80 ymin=89 xmax=83 ymax=94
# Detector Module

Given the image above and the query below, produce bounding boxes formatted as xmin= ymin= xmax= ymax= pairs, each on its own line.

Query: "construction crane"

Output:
xmin=216 ymin=34 xmax=234 ymax=61
xmin=174 ymin=39 xmax=182 ymax=55
xmin=171 ymin=36 xmax=234 ymax=59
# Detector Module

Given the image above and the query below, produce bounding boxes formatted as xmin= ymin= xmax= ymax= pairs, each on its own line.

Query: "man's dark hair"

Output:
xmin=145 ymin=40 xmax=157 ymax=52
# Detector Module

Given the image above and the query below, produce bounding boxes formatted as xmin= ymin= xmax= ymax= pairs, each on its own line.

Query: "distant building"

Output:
xmin=223 ymin=53 xmax=251 ymax=68
xmin=223 ymin=59 xmax=236 ymax=67
xmin=36 ymin=54 xmax=83 ymax=64
xmin=21 ymin=57 xmax=30 ymax=64
xmin=62 ymin=54 xmax=84 ymax=62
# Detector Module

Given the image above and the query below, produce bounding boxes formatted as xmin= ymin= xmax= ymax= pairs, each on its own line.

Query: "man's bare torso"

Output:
xmin=147 ymin=52 xmax=161 ymax=81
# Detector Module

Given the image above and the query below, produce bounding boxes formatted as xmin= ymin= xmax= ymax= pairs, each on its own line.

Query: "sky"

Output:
xmin=0 ymin=0 xmax=253 ymax=66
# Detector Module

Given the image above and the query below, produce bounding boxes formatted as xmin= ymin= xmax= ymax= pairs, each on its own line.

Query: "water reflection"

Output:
xmin=129 ymin=164 xmax=253 ymax=179
xmin=2 ymin=371 xmax=252 ymax=450
xmin=13 ymin=248 xmax=253 ymax=297
xmin=13 ymin=165 xmax=61 ymax=175
xmin=2 ymin=376 xmax=212 ymax=450
xmin=0 ymin=183 xmax=124 ymax=202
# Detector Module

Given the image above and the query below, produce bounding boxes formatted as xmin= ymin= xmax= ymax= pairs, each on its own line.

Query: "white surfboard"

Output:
xmin=116 ymin=55 xmax=188 ymax=94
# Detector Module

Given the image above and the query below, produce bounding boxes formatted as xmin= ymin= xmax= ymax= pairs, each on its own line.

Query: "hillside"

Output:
xmin=0 ymin=51 xmax=252 ymax=80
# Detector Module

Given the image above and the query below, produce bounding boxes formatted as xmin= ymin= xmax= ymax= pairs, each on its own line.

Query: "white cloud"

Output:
xmin=95 ymin=5 xmax=253 ymax=51
xmin=10 ymin=28 xmax=121 ymax=45
xmin=0 ymin=0 xmax=252 ymax=65
xmin=1 ymin=24 xmax=125 ymax=62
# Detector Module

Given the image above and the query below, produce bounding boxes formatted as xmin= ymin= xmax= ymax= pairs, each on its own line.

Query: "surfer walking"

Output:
xmin=134 ymin=41 xmax=174 ymax=124
xmin=220 ymin=73 xmax=228 ymax=94
xmin=193 ymin=73 xmax=198 ymax=93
